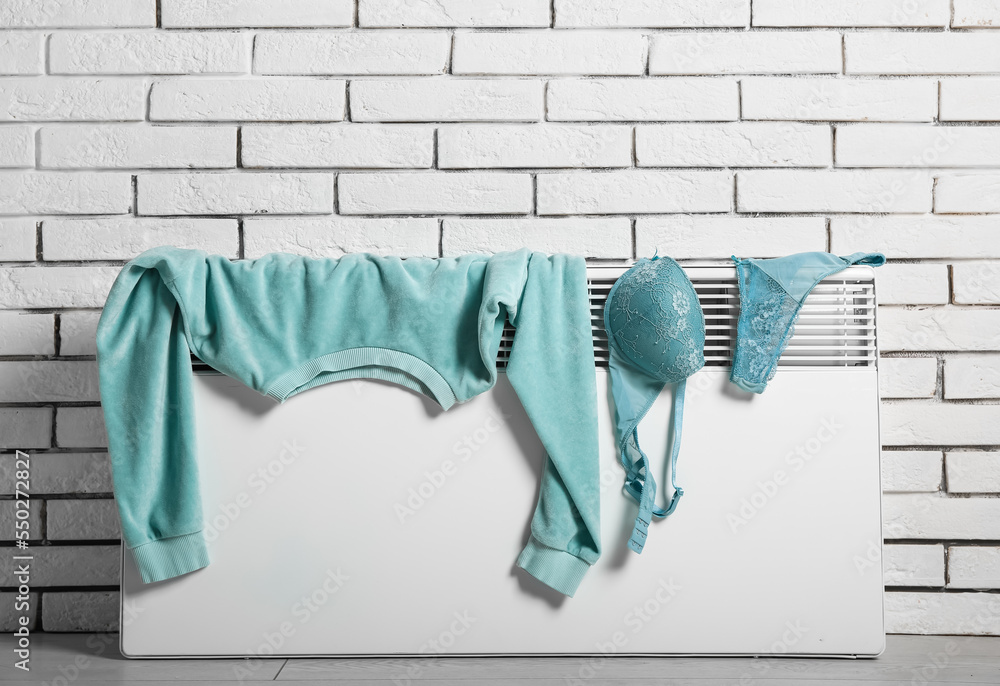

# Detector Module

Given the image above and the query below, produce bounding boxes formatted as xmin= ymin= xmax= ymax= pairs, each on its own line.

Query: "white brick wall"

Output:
xmin=547 ymin=78 xmax=738 ymax=121
xmin=254 ymin=31 xmax=451 ymax=75
xmin=742 ymin=78 xmax=937 ymax=122
xmin=438 ymin=124 xmax=631 ymax=168
xmin=881 ymin=451 xmax=943 ymax=492
xmin=0 ymin=31 xmax=42 ymax=74
xmin=949 ymin=547 xmax=1000 ymax=589
xmin=947 ymin=453 xmax=1000 ymax=494
xmin=0 ymin=1 xmax=997 ymax=636
xmin=150 ymin=78 xmax=347 ymax=122
xmin=952 ymin=0 xmax=1000 ymax=28
xmin=50 ymin=32 xmax=250 ymax=74
xmin=752 ymin=0 xmax=949 ymax=27
xmin=649 ymin=32 xmax=842 ymax=75
xmin=555 ymin=0 xmax=749 ymax=27
xmin=940 ymin=79 xmax=1000 ymax=121
xmin=884 ymin=544 xmax=945 ymax=587
xmin=39 ymin=125 xmax=237 ymax=169
xmin=360 ymin=0 xmax=551 ymax=28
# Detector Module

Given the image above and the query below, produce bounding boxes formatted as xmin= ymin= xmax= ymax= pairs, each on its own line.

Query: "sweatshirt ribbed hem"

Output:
xmin=264 ymin=347 xmax=457 ymax=409
xmin=130 ymin=531 xmax=210 ymax=584
xmin=516 ymin=535 xmax=592 ymax=598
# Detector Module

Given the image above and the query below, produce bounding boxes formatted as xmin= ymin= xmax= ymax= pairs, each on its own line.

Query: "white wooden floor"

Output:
xmin=0 ymin=634 xmax=997 ymax=684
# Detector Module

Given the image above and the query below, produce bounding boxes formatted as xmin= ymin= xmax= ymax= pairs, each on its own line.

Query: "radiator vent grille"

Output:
xmin=495 ymin=266 xmax=877 ymax=371
xmin=193 ymin=266 xmax=877 ymax=373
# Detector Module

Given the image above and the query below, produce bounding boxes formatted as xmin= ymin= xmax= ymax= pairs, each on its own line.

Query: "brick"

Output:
xmin=0 ymin=593 xmax=38 ymax=632
xmin=50 ymin=31 xmax=249 ymax=75
xmin=0 ymin=31 xmax=42 ymax=74
xmin=48 ymin=500 xmax=120 ymax=540
xmin=554 ymin=0 xmax=749 ymax=27
xmin=0 ymin=78 xmax=145 ymax=121
xmin=635 ymin=216 xmax=826 ymax=259
xmin=538 ymin=170 xmax=732 ymax=215
xmin=649 ymin=31 xmax=841 ymax=75
xmin=150 ymin=78 xmax=346 ymax=122
xmin=0 ymin=545 xmax=120 ymax=586
xmin=0 ymin=0 xmax=155 ymax=27
xmin=936 ymin=174 xmax=1000 ymax=214
xmin=241 ymin=124 xmax=433 ymax=169
xmin=59 ymin=312 xmax=100 ymax=356
xmin=254 ymin=31 xmax=450 ymax=75
xmin=0 ymin=218 xmax=36 ymax=261
xmin=885 ymin=592 xmax=1000 ymax=635
xmin=636 ymin=123 xmax=830 ymax=167
xmin=244 ymin=217 xmax=439 ymax=258
xmin=138 ymin=172 xmax=334 ymax=215
xmin=741 ymin=77 xmax=937 ymax=122
xmin=39 ymin=125 xmax=236 ymax=169
xmin=831 ymin=216 xmax=1000 ymax=259
xmin=881 ymin=450 xmax=943 ymax=492
xmin=360 ymin=0 xmax=550 ymax=27
xmin=0 ymin=361 xmax=99 ymax=402
xmin=438 ymin=124 xmax=631 ymax=169
xmin=884 ymin=493 xmax=1000 ymax=539
xmin=0 ymin=313 xmax=53 ymax=355
xmin=0 ymin=499 xmax=41 ymax=540
xmin=0 ymin=172 xmax=131 ymax=215
xmin=884 ymin=545 xmax=945 ymax=587
xmin=875 ymin=264 xmax=949 ymax=305
xmin=879 ymin=357 xmax=938 ymax=399
xmin=880 ymin=308 xmax=1000 ymax=352
xmin=442 ymin=218 xmax=631 ymax=257
xmin=737 ymin=170 xmax=932 ymax=213
xmin=0 ymin=266 xmax=118 ymax=308
xmin=0 ymin=125 xmax=33 ymax=167
xmin=882 ymin=402 xmax=1000 ymax=446
xmin=954 ymin=262 xmax=1000 ymax=305
xmin=162 ymin=0 xmax=353 ymax=28
xmin=941 ymin=79 xmax=1000 ymax=122
xmin=947 ymin=452 xmax=1000 ymax=494
xmin=945 ymin=355 xmax=1000 ymax=400
xmin=846 ymin=33 xmax=1000 ymax=75
xmin=351 ymin=78 xmax=543 ymax=122
xmin=0 ymin=452 xmax=112 ymax=494
xmin=753 ymin=0 xmax=949 ymax=27
xmin=837 ymin=125 xmax=1000 ymax=168
xmin=952 ymin=0 xmax=1000 ymax=28
xmin=548 ymin=77 xmax=737 ymax=122
xmin=339 ymin=172 xmax=532 ymax=214
xmin=0 ymin=409 xmax=51 ymax=449
xmin=55 ymin=407 xmax=107 ymax=449
xmin=43 ymin=217 xmax=239 ymax=261
xmin=949 ymin=547 xmax=1000 ymax=590
xmin=42 ymin=591 xmax=119 ymax=632
xmin=453 ymin=31 xmax=645 ymax=76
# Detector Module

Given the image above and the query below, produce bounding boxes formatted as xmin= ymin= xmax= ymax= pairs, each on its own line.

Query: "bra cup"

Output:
xmin=605 ymin=257 xmax=706 ymax=384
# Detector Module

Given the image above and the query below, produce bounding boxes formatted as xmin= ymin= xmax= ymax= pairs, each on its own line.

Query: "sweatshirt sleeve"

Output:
xmin=96 ymin=260 xmax=209 ymax=584
xmin=505 ymin=253 xmax=601 ymax=597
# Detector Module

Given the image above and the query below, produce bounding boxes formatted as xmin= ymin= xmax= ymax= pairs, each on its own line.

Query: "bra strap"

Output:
xmin=623 ymin=379 xmax=687 ymax=554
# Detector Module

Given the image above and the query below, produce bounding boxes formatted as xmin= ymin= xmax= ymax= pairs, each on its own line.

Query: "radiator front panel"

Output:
xmin=120 ymin=367 xmax=884 ymax=658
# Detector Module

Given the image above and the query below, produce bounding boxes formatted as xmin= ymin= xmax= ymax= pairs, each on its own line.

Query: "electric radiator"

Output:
xmin=119 ymin=263 xmax=885 ymax=658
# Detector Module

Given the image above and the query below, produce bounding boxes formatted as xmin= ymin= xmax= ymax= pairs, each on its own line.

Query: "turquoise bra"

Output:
xmin=604 ymin=256 xmax=705 ymax=554
xmin=605 ymin=251 xmax=884 ymax=555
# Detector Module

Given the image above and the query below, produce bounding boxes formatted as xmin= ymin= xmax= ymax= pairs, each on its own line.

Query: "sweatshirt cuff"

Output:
xmin=516 ymin=536 xmax=592 ymax=598
xmin=130 ymin=531 xmax=210 ymax=584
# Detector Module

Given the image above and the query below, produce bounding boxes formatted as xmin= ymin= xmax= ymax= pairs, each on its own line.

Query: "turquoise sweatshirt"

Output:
xmin=96 ymin=247 xmax=601 ymax=597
